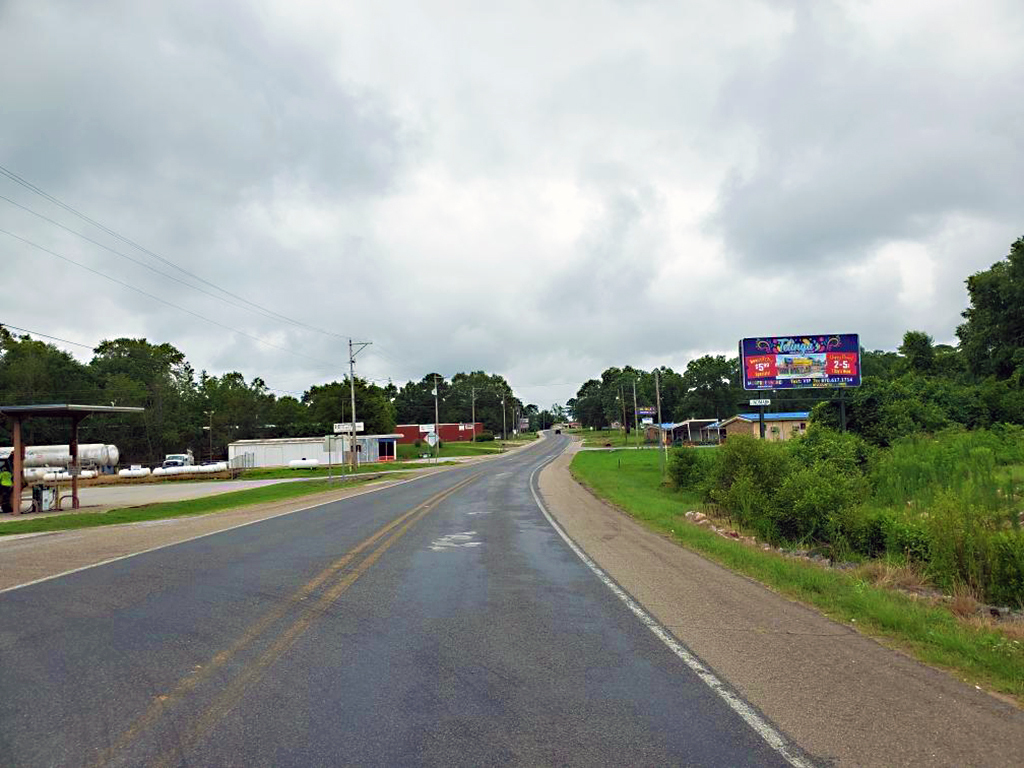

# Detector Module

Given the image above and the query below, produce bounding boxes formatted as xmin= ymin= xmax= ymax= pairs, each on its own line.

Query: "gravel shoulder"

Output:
xmin=538 ymin=440 xmax=1024 ymax=767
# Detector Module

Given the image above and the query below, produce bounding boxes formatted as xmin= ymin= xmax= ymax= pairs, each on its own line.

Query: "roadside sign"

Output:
xmin=740 ymin=334 xmax=861 ymax=391
xmin=749 ymin=399 xmax=771 ymax=407
xmin=637 ymin=406 xmax=657 ymax=416
xmin=425 ymin=432 xmax=438 ymax=447
xmin=333 ymin=422 xmax=364 ymax=433
xmin=641 ymin=417 xmax=654 ymax=425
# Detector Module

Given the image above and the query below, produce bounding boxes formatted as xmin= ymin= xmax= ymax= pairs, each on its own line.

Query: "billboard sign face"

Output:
xmin=637 ymin=406 xmax=657 ymax=416
xmin=740 ymin=334 xmax=861 ymax=390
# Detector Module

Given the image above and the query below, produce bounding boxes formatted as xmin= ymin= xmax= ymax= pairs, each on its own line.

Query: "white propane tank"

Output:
xmin=3 ymin=444 xmax=121 ymax=469
xmin=152 ymin=467 xmax=166 ymax=477
xmin=289 ymin=459 xmax=320 ymax=469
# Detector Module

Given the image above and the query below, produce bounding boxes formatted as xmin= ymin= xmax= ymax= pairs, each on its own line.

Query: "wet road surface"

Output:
xmin=0 ymin=435 xmax=802 ymax=766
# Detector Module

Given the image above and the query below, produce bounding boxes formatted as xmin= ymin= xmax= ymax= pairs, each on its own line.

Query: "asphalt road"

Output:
xmin=0 ymin=434 xmax=802 ymax=767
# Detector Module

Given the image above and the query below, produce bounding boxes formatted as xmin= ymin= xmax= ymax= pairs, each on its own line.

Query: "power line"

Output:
xmin=0 ymin=193 xmax=340 ymax=334
xmin=0 ymin=164 xmax=352 ymax=341
xmin=0 ymin=322 xmax=94 ymax=350
xmin=0 ymin=226 xmax=341 ymax=371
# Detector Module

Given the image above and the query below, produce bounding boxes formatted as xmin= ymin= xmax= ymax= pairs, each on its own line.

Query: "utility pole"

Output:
xmin=433 ymin=374 xmax=440 ymax=465
xmin=501 ymin=392 xmax=507 ymax=446
xmin=204 ymin=410 xmax=215 ymax=463
xmin=471 ymin=387 xmax=476 ymax=443
xmin=348 ymin=339 xmax=371 ymax=472
xmin=620 ymin=386 xmax=628 ymax=446
xmin=632 ymin=377 xmax=639 ymax=449
xmin=655 ymin=369 xmax=666 ymax=478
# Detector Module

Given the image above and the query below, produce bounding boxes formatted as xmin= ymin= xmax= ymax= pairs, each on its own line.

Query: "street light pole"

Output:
xmin=655 ymin=369 xmax=666 ymax=478
xmin=348 ymin=338 xmax=371 ymax=472
xmin=632 ymin=377 xmax=640 ymax=449
xmin=204 ymin=410 xmax=215 ymax=463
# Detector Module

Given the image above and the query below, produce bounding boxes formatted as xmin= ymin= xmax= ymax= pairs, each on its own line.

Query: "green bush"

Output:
xmin=990 ymin=532 xmax=1024 ymax=607
xmin=474 ymin=432 xmax=495 ymax=442
xmin=668 ymin=448 xmax=718 ymax=491
xmin=678 ymin=426 xmax=1023 ymax=605
xmin=770 ymin=468 xmax=865 ymax=544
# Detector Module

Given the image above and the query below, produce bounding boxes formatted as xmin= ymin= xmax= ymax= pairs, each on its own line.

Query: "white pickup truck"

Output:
xmin=162 ymin=451 xmax=195 ymax=469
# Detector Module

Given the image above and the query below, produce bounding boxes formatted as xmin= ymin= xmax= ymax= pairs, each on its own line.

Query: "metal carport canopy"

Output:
xmin=1 ymin=404 xmax=145 ymax=515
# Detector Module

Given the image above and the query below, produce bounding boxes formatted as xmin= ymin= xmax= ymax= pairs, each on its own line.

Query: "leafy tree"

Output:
xmin=957 ymin=236 xmax=1024 ymax=380
xmin=899 ymin=331 xmax=936 ymax=374
xmin=675 ymin=356 xmax=740 ymax=421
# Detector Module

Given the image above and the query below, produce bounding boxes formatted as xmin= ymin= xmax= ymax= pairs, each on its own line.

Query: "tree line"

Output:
xmin=571 ymin=236 xmax=1024 ymax=445
xmin=0 ymin=331 xmax=528 ymax=464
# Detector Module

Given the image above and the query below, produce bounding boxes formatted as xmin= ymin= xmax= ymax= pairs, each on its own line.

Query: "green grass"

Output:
xmin=0 ymin=474 xmax=400 ymax=536
xmin=581 ymin=428 xmax=657 ymax=448
xmin=571 ymin=448 xmax=1024 ymax=701
xmin=240 ymin=462 xmax=455 ymax=480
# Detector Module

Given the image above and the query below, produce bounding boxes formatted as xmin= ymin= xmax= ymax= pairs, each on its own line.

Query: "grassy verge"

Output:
xmin=0 ymin=474 xmax=401 ymax=536
xmin=580 ymin=429 xmax=655 ymax=448
xmin=396 ymin=441 xmax=503 ymax=460
xmin=241 ymin=462 xmax=455 ymax=480
xmin=570 ymin=449 xmax=1024 ymax=702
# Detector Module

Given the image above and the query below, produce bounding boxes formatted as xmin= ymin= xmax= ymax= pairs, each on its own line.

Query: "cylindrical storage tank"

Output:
xmin=288 ymin=459 xmax=320 ymax=469
xmin=106 ymin=445 xmax=120 ymax=466
xmin=214 ymin=462 xmax=228 ymax=472
xmin=152 ymin=467 xmax=166 ymax=477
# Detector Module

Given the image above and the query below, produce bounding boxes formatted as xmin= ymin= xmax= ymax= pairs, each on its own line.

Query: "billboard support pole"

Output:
xmin=759 ymin=404 xmax=766 ymax=440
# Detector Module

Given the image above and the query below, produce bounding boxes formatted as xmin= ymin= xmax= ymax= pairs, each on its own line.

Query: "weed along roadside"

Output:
xmin=569 ymin=433 xmax=1024 ymax=702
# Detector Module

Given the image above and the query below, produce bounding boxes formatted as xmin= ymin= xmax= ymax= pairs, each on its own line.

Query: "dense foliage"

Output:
xmin=0 ymin=329 xmax=525 ymax=464
xmin=670 ymin=427 xmax=1024 ymax=606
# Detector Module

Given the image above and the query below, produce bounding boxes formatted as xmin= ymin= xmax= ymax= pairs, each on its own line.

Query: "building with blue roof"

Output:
xmin=706 ymin=412 xmax=811 ymax=442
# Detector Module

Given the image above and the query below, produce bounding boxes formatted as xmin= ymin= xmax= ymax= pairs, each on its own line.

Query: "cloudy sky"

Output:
xmin=2 ymin=0 xmax=1022 ymax=408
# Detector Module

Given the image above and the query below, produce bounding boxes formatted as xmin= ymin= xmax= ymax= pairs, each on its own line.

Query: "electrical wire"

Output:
xmin=0 ymin=226 xmax=341 ymax=371
xmin=0 ymin=322 xmax=94 ymax=350
xmin=0 ymin=164 xmax=352 ymax=341
xmin=0 ymin=193 xmax=346 ymax=335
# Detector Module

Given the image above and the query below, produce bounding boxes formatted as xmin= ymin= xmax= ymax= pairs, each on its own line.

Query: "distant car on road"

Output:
xmin=554 ymin=428 xmax=561 ymax=435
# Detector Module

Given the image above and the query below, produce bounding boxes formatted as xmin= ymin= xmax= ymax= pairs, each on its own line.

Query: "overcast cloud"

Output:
xmin=1 ymin=0 xmax=1021 ymax=408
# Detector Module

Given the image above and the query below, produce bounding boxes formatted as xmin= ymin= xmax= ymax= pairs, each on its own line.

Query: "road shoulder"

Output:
xmin=538 ymin=441 xmax=1024 ymax=767
xmin=0 ymin=472 xmax=432 ymax=593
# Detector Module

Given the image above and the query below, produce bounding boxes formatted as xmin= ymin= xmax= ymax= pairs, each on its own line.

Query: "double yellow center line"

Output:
xmin=91 ymin=472 xmax=480 ymax=767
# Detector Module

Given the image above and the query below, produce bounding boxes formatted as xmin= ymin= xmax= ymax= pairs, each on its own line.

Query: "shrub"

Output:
xmin=770 ymin=468 xmax=864 ymax=544
xmin=474 ymin=432 xmax=495 ymax=442
xmin=668 ymin=448 xmax=718 ymax=491
xmin=990 ymin=532 xmax=1024 ymax=607
xmin=414 ymin=439 xmax=422 ymax=448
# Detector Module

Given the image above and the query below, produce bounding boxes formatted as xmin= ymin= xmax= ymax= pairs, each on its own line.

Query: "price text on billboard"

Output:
xmin=740 ymin=334 xmax=861 ymax=391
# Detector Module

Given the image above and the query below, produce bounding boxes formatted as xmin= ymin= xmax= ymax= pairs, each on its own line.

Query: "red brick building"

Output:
xmin=395 ymin=423 xmax=485 ymax=444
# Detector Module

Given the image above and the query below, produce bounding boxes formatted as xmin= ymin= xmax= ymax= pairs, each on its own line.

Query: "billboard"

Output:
xmin=637 ymin=406 xmax=657 ymax=416
xmin=740 ymin=334 xmax=860 ymax=391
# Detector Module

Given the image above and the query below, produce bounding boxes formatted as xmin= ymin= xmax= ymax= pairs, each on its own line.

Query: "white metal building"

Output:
xmin=228 ymin=435 xmax=400 ymax=468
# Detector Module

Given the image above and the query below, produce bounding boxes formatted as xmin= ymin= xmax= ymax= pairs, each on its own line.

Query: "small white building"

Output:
xmin=228 ymin=434 xmax=400 ymax=468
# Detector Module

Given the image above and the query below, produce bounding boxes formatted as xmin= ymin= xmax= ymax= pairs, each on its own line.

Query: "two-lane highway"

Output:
xmin=0 ymin=435 xmax=806 ymax=766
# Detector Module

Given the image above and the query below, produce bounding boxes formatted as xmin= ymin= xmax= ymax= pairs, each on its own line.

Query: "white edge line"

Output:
xmin=527 ymin=449 xmax=816 ymax=768
xmin=0 ymin=470 xmax=442 ymax=597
